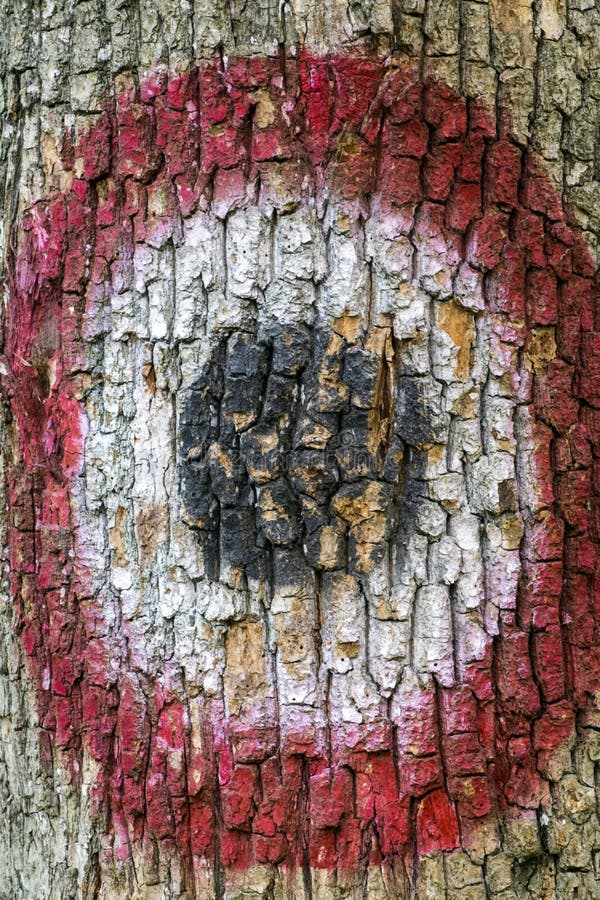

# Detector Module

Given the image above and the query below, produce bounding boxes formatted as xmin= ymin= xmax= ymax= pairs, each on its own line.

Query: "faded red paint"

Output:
xmin=4 ymin=49 xmax=600 ymax=880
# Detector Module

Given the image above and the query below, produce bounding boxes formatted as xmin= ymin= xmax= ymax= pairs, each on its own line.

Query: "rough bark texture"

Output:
xmin=2 ymin=2 xmax=600 ymax=899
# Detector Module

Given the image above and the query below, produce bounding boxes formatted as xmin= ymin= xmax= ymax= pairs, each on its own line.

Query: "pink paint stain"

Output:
xmin=4 ymin=49 xmax=600 ymax=881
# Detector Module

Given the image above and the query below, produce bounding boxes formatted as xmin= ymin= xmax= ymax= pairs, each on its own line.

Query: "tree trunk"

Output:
xmin=2 ymin=1 xmax=600 ymax=897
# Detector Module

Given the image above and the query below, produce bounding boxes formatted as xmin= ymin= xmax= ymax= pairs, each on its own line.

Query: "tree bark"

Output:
xmin=2 ymin=2 xmax=600 ymax=898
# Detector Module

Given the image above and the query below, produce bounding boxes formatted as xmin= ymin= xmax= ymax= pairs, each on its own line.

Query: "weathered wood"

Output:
xmin=1 ymin=2 xmax=600 ymax=897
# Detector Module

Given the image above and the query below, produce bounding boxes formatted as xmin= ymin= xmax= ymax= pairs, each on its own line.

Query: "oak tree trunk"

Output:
xmin=2 ymin=1 xmax=600 ymax=898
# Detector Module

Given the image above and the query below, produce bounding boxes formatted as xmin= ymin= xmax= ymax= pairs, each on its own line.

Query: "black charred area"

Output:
xmin=179 ymin=320 xmax=434 ymax=589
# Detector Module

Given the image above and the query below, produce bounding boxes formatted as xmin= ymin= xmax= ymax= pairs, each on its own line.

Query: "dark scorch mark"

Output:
xmin=179 ymin=318 xmax=439 ymax=591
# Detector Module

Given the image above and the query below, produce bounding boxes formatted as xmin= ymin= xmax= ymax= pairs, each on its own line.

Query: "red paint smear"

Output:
xmin=5 ymin=49 xmax=600 ymax=882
